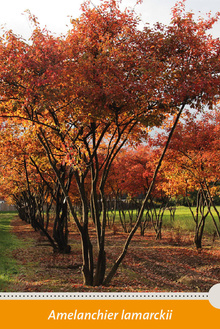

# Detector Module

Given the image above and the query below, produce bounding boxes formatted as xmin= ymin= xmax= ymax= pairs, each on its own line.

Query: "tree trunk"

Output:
xmin=94 ymin=188 xmax=107 ymax=286
xmin=94 ymin=249 xmax=106 ymax=286
xmin=194 ymin=219 xmax=205 ymax=250
xmin=53 ymin=199 xmax=70 ymax=253
xmin=81 ymin=228 xmax=94 ymax=286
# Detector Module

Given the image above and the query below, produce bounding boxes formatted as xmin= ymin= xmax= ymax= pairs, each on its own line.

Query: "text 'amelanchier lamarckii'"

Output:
xmin=48 ymin=309 xmax=173 ymax=321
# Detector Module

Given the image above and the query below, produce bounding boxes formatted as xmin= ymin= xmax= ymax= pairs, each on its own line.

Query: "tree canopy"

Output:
xmin=0 ymin=0 xmax=220 ymax=285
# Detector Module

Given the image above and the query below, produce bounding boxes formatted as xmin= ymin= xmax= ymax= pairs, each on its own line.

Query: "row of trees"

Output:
xmin=105 ymin=109 xmax=220 ymax=247
xmin=0 ymin=0 xmax=220 ymax=286
xmin=157 ymin=110 xmax=220 ymax=248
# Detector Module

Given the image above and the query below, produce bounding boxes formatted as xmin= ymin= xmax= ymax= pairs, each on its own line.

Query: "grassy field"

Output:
xmin=162 ymin=206 xmax=220 ymax=234
xmin=0 ymin=212 xmax=26 ymax=290
xmin=107 ymin=205 xmax=220 ymax=235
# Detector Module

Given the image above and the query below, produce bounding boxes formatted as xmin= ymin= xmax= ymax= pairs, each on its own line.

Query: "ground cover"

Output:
xmin=106 ymin=205 xmax=220 ymax=234
xmin=0 ymin=212 xmax=28 ymax=290
xmin=1 ymin=210 xmax=219 ymax=292
xmin=162 ymin=206 xmax=220 ymax=234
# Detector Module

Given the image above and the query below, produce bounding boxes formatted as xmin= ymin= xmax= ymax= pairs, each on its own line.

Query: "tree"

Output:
xmin=106 ymin=145 xmax=170 ymax=237
xmin=157 ymin=109 xmax=220 ymax=248
xmin=0 ymin=121 xmax=74 ymax=253
xmin=0 ymin=0 xmax=220 ymax=285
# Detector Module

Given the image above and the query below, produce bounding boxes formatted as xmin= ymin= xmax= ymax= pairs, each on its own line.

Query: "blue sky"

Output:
xmin=0 ymin=0 xmax=219 ymax=39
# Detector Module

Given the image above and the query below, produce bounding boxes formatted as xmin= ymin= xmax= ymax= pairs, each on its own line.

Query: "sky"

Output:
xmin=0 ymin=0 xmax=219 ymax=40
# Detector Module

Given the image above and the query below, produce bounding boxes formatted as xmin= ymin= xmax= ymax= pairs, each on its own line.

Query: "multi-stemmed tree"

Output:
xmin=0 ymin=0 xmax=220 ymax=285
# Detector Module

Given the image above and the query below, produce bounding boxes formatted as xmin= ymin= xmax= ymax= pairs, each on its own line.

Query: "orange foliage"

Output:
xmin=0 ymin=0 xmax=220 ymax=285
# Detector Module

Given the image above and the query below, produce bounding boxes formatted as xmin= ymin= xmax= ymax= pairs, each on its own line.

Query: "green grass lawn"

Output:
xmin=106 ymin=205 xmax=220 ymax=235
xmin=162 ymin=206 xmax=220 ymax=234
xmin=0 ymin=212 xmax=24 ymax=290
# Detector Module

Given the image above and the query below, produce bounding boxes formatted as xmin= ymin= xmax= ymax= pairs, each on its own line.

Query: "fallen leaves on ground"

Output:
xmin=6 ymin=217 xmax=220 ymax=292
